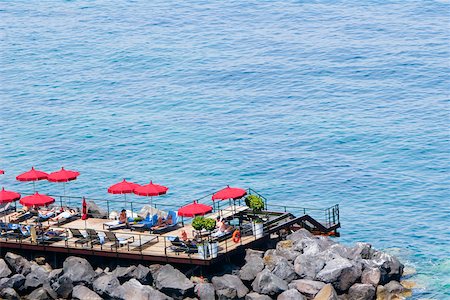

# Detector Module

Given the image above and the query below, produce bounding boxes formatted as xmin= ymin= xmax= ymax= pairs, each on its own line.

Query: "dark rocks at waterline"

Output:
xmin=0 ymin=229 xmax=410 ymax=299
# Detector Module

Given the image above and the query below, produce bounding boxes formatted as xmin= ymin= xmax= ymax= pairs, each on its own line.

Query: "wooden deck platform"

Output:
xmin=0 ymin=203 xmax=340 ymax=266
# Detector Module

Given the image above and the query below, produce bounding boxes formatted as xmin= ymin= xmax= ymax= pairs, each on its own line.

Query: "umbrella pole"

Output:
xmin=63 ymin=182 xmax=66 ymax=206
xmin=33 ymin=181 xmax=35 ymax=193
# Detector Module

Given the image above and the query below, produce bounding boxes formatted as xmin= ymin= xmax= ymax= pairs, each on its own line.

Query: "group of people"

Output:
xmin=118 ymin=209 xmax=173 ymax=230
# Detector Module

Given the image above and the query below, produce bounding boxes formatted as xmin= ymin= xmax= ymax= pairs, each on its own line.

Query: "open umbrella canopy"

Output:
xmin=16 ymin=167 xmax=48 ymax=181
xmin=48 ymin=167 xmax=80 ymax=182
xmin=212 ymin=185 xmax=247 ymax=201
xmin=133 ymin=181 xmax=168 ymax=196
xmin=0 ymin=170 xmax=4 ymax=175
xmin=178 ymin=200 xmax=212 ymax=217
xmin=108 ymin=179 xmax=140 ymax=194
xmin=0 ymin=187 xmax=21 ymax=203
xmin=19 ymin=192 xmax=55 ymax=207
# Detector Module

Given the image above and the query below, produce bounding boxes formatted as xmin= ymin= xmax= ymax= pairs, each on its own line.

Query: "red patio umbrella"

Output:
xmin=0 ymin=187 xmax=21 ymax=203
xmin=19 ymin=192 xmax=55 ymax=207
xmin=212 ymin=185 xmax=247 ymax=201
xmin=48 ymin=167 xmax=80 ymax=205
xmin=48 ymin=167 xmax=79 ymax=182
xmin=178 ymin=200 xmax=212 ymax=217
xmin=133 ymin=181 xmax=168 ymax=209
xmin=16 ymin=167 xmax=48 ymax=192
xmin=0 ymin=170 xmax=4 ymax=175
xmin=108 ymin=179 xmax=140 ymax=212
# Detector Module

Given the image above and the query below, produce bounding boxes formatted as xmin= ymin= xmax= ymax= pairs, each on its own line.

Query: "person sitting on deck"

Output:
xmin=180 ymin=230 xmax=188 ymax=242
xmin=151 ymin=214 xmax=173 ymax=230
xmin=119 ymin=209 xmax=129 ymax=227
xmin=212 ymin=217 xmax=231 ymax=237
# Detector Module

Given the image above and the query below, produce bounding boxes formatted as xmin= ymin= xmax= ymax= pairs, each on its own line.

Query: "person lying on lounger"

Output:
xmin=50 ymin=209 xmax=77 ymax=222
xmin=151 ymin=214 xmax=173 ymax=230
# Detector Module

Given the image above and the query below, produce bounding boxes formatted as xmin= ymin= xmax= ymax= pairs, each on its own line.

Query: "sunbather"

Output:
xmin=151 ymin=214 xmax=173 ymax=230
xmin=51 ymin=209 xmax=77 ymax=222
xmin=119 ymin=209 xmax=129 ymax=227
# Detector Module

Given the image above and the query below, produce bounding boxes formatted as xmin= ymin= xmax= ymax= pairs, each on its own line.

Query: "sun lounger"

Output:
xmin=167 ymin=236 xmax=198 ymax=254
xmin=85 ymin=228 xmax=101 ymax=246
xmin=69 ymin=228 xmax=90 ymax=247
xmin=0 ymin=203 xmax=14 ymax=216
xmin=151 ymin=211 xmax=180 ymax=234
xmin=103 ymin=220 xmax=127 ymax=231
xmin=131 ymin=214 xmax=158 ymax=231
xmin=129 ymin=235 xmax=159 ymax=251
xmin=103 ymin=231 xmax=134 ymax=250
xmin=30 ymin=227 xmax=65 ymax=245
xmin=8 ymin=211 xmax=34 ymax=223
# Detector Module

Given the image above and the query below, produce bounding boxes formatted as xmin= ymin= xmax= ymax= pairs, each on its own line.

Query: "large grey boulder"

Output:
xmin=0 ymin=287 xmax=20 ymax=300
xmin=72 ymin=285 xmax=102 ymax=300
xmin=5 ymin=252 xmax=31 ymax=275
xmin=361 ymin=267 xmax=381 ymax=286
xmin=288 ymin=279 xmax=325 ymax=298
xmin=313 ymin=283 xmax=338 ymax=300
xmin=371 ymin=252 xmax=404 ymax=283
xmin=1 ymin=274 xmax=26 ymax=290
xmin=48 ymin=268 xmax=63 ymax=284
xmin=384 ymin=280 xmax=404 ymax=294
xmin=132 ymin=264 xmax=152 ymax=284
xmin=122 ymin=278 xmax=173 ymax=300
xmin=347 ymin=283 xmax=375 ymax=300
xmin=26 ymin=287 xmax=50 ymax=300
xmin=93 ymin=273 xmax=122 ymax=298
xmin=277 ymin=289 xmax=307 ymax=300
xmin=212 ymin=274 xmax=249 ymax=299
xmin=52 ymin=275 xmax=73 ymax=298
xmin=0 ymin=258 xmax=12 ymax=278
xmin=272 ymin=257 xmax=296 ymax=283
xmin=194 ymin=283 xmax=215 ymax=300
xmin=24 ymin=265 xmax=49 ymax=290
xmin=294 ymin=254 xmax=326 ymax=280
xmin=351 ymin=243 xmax=373 ymax=260
xmin=62 ymin=256 xmax=96 ymax=285
xmin=245 ymin=292 xmax=272 ymax=300
xmin=316 ymin=257 xmax=361 ymax=292
xmin=286 ymin=228 xmax=314 ymax=241
xmin=251 ymin=269 xmax=288 ymax=296
xmin=245 ymin=249 xmax=265 ymax=260
xmin=42 ymin=282 xmax=58 ymax=299
xmin=87 ymin=200 xmax=107 ymax=218
xmin=112 ymin=265 xmax=137 ymax=283
xmin=239 ymin=255 xmax=265 ymax=281
xmin=153 ymin=264 xmax=194 ymax=299
xmin=275 ymin=240 xmax=301 ymax=261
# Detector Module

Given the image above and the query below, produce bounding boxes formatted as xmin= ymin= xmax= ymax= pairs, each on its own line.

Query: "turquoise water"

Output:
xmin=1 ymin=0 xmax=449 ymax=298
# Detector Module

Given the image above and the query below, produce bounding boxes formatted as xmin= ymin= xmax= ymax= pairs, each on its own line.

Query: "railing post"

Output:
xmin=107 ymin=200 xmax=110 ymax=219
xmin=60 ymin=196 xmax=63 ymax=208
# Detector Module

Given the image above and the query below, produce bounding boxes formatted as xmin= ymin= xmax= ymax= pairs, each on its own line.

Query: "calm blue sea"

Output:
xmin=1 ymin=0 xmax=449 ymax=298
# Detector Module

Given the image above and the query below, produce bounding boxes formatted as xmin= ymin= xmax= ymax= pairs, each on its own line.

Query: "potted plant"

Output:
xmin=245 ymin=195 xmax=265 ymax=238
xmin=192 ymin=217 xmax=208 ymax=259
xmin=192 ymin=216 xmax=205 ymax=231
xmin=203 ymin=218 xmax=218 ymax=258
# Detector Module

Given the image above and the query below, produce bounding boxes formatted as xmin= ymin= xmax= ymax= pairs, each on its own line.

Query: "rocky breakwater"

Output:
xmin=0 ymin=229 xmax=411 ymax=299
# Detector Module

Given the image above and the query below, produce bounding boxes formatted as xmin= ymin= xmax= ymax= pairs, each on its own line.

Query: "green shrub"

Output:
xmin=203 ymin=218 xmax=216 ymax=231
xmin=192 ymin=216 xmax=205 ymax=231
xmin=245 ymin=195 xmax=264 ymax=212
